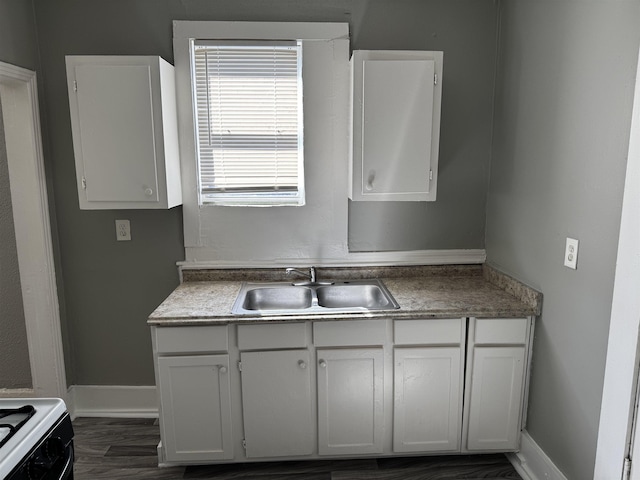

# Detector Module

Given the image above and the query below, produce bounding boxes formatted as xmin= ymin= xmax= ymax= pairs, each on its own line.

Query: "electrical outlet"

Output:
xmin=115 ymin=219 xmax=131 ymax=241
xmin=564 ymin=237 xmax=578 ymax=269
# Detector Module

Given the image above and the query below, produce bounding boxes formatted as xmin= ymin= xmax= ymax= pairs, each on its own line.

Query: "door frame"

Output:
xmin=593 ymin=42 xmax=640 ymax=479
xmin=0 ymin=60 xmax=67 ymax=400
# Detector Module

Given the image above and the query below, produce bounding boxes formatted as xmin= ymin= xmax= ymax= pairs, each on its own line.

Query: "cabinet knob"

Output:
xmin=298 ymin=360 xmax=307 ymax=369
xmin=319 ymin=360 xmax=327 ymax=368
xmin=144 ymin=187 xmax=154 ymax=196
xmin=219 ymin=366 xmax=227 ymax=374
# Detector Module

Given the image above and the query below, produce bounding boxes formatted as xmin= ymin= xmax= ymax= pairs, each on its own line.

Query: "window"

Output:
xmin=173 ymin=21 xmax=350 ymax=259
xmin=191 ymin=40 xmax=304 ymax=206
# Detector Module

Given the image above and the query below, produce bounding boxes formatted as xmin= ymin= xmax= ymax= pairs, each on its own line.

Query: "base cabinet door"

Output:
xmin=466 ymin=346 xmax=526 ymax=451
xmin=317 ymin=348 xmax=384 ymax=455
xmin=240 ymin=350 xmax=313 ymax=458
xmin=393 ymin=347 xmax=462 ymax=452
xmin=158 ymin=355 xmax=233 ymax=462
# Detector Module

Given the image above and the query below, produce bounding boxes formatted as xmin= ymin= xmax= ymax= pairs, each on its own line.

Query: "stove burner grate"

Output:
xmin=0 ymin=405 xmax=36 ymax=449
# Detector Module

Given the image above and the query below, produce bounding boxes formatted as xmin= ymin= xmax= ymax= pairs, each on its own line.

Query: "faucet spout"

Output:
xmin=286 ymin=266 xmax=317 ymax=283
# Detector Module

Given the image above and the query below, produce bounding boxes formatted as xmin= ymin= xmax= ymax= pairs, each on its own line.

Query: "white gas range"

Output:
xmin=0 ymin=398 xmax=73 ymax=479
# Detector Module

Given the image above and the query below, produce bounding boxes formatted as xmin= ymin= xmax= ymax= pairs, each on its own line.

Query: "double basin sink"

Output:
xmin=232 ymin=279 xmax=400 ymax=315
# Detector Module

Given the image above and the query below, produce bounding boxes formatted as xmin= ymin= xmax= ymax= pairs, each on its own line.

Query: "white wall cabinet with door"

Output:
xmin=349 ymin=50 xmax=443 ymax=202
xmin=463 ymin=317 xmax=534 ymax=452
xmin=393 ymin=318 xmax=465 ymax=453
xmin=66 ymin=56 xmax=181 ymax=209
xmin=152 ymin=325 xmax=233 ymax=463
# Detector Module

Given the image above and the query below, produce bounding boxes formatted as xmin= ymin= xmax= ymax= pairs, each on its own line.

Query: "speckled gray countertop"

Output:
xmin=148 ymin=265 xmax=542 ymax=326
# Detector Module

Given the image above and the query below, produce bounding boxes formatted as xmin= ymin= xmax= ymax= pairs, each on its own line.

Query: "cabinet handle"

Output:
xmin=298 ymin=360 xmax=307 ymax=369
xmin=319 ymin=360 xmax=327 ymax=368
xmin=219 ymin=366 xmax=227 ymax=374
xmin=366 ymin=170 xmax=375 ymax=191
xmin=144 ymin=187 xmax=154 ymax=196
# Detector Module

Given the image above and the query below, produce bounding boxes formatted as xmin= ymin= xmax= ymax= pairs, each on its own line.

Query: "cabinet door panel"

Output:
xmin=240 ymin=350 xmax=313 ymax=458
xmin=362 ymin=59 xmax=434 ymax=195
xmin=158 ymin=355 xmax=233 ymax=462
xmin=317 ymin=348 xmax=384 ymax=455
xmin=75 ymin=64 xmax=159 ymax=202
xmin=466 ymin=346 xmax=526 ymax=451
xmin=394 ymin=347 xmax=462 ymax=452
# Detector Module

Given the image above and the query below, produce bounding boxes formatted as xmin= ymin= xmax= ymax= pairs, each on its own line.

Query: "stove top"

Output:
xmin=0 ymin=405 xmax=36 ymax=448
xmin=0 ymin=398 xmax=68 ymax=478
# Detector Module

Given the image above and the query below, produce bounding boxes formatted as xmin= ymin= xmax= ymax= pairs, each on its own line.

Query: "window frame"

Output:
xmin=191 ymin=39 xmax=305 ymax=206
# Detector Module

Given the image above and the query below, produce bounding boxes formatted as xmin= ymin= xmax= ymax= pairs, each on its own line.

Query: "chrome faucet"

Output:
xmin=285 ymin=266 xmax=316 ymax=283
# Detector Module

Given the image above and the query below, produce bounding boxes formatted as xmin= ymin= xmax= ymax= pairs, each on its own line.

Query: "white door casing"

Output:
xmin=0 ymin=61 xmax=67 ymax=399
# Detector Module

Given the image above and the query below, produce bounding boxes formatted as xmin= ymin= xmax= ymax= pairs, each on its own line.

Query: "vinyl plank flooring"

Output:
xmin=71 ymin=418 xmax=522 ymax=480
xmin=184 ymin=459 xmax=379 ymax=478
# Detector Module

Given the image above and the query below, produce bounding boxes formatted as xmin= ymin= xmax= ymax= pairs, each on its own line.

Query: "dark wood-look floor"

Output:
xmin=72 ymin=417 xmax=523 ymax=480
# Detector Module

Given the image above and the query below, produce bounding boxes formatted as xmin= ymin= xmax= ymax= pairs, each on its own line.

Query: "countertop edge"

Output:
xmin=483 ymin=264 xmax=543 ymax=316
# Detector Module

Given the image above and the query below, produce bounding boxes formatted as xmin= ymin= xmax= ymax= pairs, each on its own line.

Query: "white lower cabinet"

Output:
xmin=465 ymin=346 xmax=526 ymax=450
xmin=240 ymin=349 xmax=313 ymax=458
xmin=463 ymin=317 xmax=533 ymax=452
xmin=393 ymin=347 xmax=463 ymax=452
xmin=392 ymin=318 xmax=465 ymax=453
xmin=152 ymin=316 xmax=534 ymax=465
xmin=317 ymin=348 xmax=384 ymax=455
xmin=157 ymin=355 xmax=233 ymax=462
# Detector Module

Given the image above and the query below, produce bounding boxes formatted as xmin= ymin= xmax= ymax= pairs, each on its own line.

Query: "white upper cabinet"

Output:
xmin=349 ymin=50 xmax=443 ymax=202
xmin=66 ymin=56 xmax=181 ymax=209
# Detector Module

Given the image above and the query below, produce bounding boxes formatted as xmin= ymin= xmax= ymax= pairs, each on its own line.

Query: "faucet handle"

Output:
xmin=310 ymin=266 xmax=317 ymax=283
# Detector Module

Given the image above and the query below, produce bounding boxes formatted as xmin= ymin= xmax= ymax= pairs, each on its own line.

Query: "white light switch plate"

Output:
xmin=564 ymin=237 xmax=579 ymax=269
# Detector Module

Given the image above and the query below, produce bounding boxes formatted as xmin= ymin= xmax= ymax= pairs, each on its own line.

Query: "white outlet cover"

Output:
xmin=115 ymin=219 xmax=131 ymax=241
xmin=564 ymin=237 xmax=579 ymax=269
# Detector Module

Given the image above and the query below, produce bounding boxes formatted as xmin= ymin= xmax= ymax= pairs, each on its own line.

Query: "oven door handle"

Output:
xmin=58 ymin=444 xmax=74 ymax=479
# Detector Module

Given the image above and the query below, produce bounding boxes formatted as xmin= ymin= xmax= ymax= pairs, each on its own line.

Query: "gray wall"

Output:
xmin=485 ymin=1 xmax=640 ymax=479
xmin=0 ymin=0 xmax=42 ymax=389
xmin=31 ymin=0 xmax=499 ymax=385
xmin=0 ymin=0 xmax=39 ymax=70
xmin=348 ymin=1 xmax=497 ymax=251
xmin=0 ymin=99 xmax=32 ymax=389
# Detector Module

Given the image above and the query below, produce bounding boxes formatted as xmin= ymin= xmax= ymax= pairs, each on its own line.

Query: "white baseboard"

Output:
xmin=507 ymin=430 xmax=568 ymax=480
xmin=67 ymin=385 xmax=158 ymax=419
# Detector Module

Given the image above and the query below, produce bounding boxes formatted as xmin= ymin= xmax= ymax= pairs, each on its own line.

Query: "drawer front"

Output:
xmin=474 ymin=318 xmax=529 ymax=345
xmin=313 ymin=319 xmax=387 ymax=346
xmin=237 ymin=322 xmax=307 ymax=350
xmin=155 ymin=325 xmax=228 ymax=354
xmin=394 ymin=318 xmax=464 ymax=345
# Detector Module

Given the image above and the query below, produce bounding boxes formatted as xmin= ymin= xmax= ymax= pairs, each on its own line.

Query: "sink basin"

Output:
xmin=242 ymin=287 xmax=313 ymax=310
xmin=232 ymin=279 xmax=399 ymax=315
xmin=316 ymin=285 xmax=393 ymax=309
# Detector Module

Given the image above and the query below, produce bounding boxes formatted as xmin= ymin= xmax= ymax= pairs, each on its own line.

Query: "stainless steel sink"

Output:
xmin=242 ymin=286 xmax=313 ymax=310
xmin=232 ymin=279 xmax=399 ymax=315
xmin=316 ymin=284 xmax=393 ymax=309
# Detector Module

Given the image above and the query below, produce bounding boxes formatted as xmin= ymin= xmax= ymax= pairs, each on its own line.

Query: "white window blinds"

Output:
xmin=192 ymin=40 xmax=304 ymax=205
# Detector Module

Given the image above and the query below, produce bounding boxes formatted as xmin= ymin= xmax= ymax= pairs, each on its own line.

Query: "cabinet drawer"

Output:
xmin=313 ymin=320 xmax=387 ymax=346
xmin=394 ymin=319 xmax=464 ymax=345
xmin=474 ymin=318 xmax=529 ymax=345
xmin=156 ymin=325 xmax=228 ymax=354
xmin=237 ymin=322 xmax=307 ymax=350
